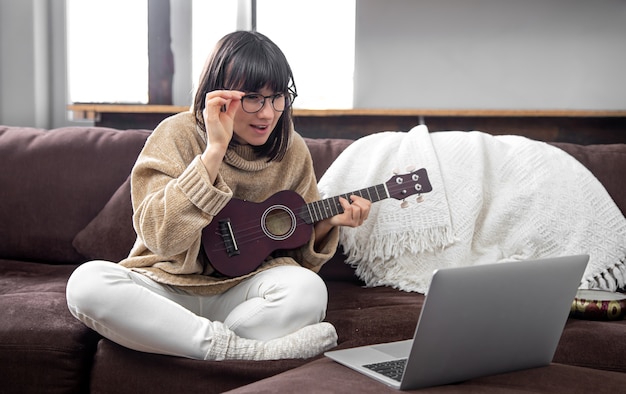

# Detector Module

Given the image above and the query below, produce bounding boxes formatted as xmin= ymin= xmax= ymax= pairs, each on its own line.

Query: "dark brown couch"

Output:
xmin=1 ymin=123 xmax=625 ymax=393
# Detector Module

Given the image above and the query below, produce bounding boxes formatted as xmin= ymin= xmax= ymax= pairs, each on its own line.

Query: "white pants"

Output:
xmin=66 ymin=260 xmax=328 ymax=359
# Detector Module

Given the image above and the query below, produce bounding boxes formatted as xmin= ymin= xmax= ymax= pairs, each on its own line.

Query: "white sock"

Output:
xmin=206 ymin=321 xmax=338 ymax=361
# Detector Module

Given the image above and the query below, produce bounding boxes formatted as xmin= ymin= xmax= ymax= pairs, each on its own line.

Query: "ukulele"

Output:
xmin=202 ymin=168 xmax=432 ymax=277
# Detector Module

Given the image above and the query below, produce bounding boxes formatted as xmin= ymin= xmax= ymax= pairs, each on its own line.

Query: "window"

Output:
xmin=67 ymin=0 xmax=148 ymax=103
xmin=191 ymin=1 xmax=237 ymax=91
xmin=67 ymin=0 xmax=355 ymax=109
xmin=255 ymin=0 xmax=355 ymax=109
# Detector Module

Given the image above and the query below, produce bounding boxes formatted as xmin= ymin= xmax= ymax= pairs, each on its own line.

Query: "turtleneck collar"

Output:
xmin=224 ymin=143 xmax=272 ymax=172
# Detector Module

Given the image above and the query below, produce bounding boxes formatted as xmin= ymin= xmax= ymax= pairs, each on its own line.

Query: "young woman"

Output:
xmin=66 ymin=31 xmax=371 ymax=361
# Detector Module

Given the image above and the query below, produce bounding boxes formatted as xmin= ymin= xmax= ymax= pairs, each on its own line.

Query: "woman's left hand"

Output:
xmin=330 ymin=195 xmax=371 ymax=228
xmin=313 ymin=195 xmax=371 ymax=250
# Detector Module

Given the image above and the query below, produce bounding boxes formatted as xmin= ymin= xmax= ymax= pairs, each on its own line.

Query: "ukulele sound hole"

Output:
xmin=261 ymin=205 xmax=297 ymax=241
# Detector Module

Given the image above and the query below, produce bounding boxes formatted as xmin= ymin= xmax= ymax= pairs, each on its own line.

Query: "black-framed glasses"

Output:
xmin=240 ymin=90 xmax=297 ymax=114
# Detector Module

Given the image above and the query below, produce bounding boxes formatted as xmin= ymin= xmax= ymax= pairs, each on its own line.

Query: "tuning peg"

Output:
xmin=405 ymin=165 xmax=416 ymax=172
xmin=400 ymin=200 xmax=409 ymax=209
xmin=392 ymin=167 xmax=400 ymax=175
xmin=416 ymin=195 xmax=424 ymax=203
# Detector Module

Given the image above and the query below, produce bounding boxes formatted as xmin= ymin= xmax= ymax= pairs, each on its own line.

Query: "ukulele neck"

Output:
xmin=299 ymin=183 xmax=388 ymax=224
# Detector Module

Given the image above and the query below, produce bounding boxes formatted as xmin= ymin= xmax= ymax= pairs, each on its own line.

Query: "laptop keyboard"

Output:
xmin=363 ymin=358 xmax=407 ymax=382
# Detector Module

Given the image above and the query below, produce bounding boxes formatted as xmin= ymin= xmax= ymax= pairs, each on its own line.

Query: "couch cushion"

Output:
xmin=317 ymin=246 xmax=363 ymax=283
xmin=325 ymin=281 xmax=421 ymax=348
xmin=555 ymin=318 xmax=626 ymax=373
xmin=303 ymin=137 xmax=354 ymax=180
xmin=0 ymin=126 xmax=149 ymax=264
xmin=0 ymin=259 xmax=100 ymax=393
xmin=72 ymin=176 xmax=136 ymax=262
xmin=90 ymin=339 xmax=308 ymax=393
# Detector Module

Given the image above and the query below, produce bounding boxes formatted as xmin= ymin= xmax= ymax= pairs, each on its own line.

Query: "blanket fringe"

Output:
xmin=341 ymin=226 xmax=456 ymax=265
xmin=581 ymin=257 xmax=626 ymax=292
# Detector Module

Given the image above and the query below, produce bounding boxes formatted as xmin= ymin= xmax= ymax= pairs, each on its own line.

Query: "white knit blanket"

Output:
xmin=318 ymin=125 xmax=626 ymax=293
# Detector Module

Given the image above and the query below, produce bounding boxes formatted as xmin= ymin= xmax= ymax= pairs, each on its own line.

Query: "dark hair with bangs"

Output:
xmin=193 ymin=31 xmax=297 ymax=162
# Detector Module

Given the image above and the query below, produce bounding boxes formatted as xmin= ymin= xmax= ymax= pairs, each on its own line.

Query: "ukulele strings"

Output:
xmin=209 ymin=181 xmax=420 ymax=253
xmin=207 ymin=214 xmax=310 ymax=253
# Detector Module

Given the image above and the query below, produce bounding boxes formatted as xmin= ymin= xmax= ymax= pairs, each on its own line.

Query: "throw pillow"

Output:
xmin=72 ymin=176 xmax=136 ymax=262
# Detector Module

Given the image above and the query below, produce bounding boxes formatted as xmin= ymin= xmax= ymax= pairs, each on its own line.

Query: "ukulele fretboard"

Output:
xmin=299 ymin=183 xmax=389 ymax=224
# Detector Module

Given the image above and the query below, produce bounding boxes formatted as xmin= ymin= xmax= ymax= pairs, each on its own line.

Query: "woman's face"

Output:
xmin=232 ymin=86 xmax=282 ymax=146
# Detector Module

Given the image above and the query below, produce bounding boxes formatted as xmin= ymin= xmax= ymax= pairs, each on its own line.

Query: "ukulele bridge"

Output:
xmin=218 ymin=219 xmax=240 ymax=257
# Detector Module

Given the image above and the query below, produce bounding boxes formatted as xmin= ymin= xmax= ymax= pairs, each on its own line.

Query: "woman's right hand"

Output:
xmin=201 ymin=90 xmax=245 ymax=183
xmin=202 ymin=90 xmax=245 ymax=150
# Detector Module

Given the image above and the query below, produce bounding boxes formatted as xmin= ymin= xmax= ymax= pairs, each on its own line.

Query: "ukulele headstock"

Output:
xmin=385 ymin=168 xmax=432 ymax=205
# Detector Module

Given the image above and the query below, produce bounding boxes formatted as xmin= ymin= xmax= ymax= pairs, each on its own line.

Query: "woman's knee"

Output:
xmin=66 ymin=260 xmax=127 ymax=316
xmin=263 ymin=266 xmax=328 ymax=315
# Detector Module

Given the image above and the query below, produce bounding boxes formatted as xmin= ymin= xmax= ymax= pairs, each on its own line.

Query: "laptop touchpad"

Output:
xmin=372 ymin=340 xmax=412 ymax=358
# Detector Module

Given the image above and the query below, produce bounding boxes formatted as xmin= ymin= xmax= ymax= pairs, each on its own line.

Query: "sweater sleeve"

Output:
xmin=130 ymin=114 xmax=232 ymax=258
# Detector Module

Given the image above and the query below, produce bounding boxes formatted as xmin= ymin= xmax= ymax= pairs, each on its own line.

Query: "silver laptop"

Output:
xmin=325 ymin=255 xmax=589 ymax=390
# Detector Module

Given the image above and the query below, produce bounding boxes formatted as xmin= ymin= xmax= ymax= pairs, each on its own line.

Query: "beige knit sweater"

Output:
xmin=119 ymin=112 xmax=339 ymax=295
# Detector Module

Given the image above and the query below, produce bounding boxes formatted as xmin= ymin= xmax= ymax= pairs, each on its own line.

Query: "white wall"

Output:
xmin=354 ymin=0 xmax=626 ymax=110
